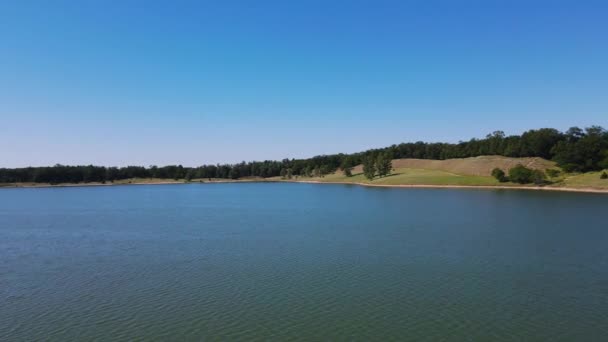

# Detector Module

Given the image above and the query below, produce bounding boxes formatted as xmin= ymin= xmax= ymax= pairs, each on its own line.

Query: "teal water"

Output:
xmin=1 ymin=183 xmax=608 ymax=340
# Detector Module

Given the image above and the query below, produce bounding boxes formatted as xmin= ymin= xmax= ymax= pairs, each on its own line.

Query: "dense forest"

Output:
xmin=1 ymin=126 xmax=607 ymax=184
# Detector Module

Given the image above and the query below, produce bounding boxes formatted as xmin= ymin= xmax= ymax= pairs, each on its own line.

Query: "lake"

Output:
xmin=1 ymin=183 xmax=608 ymax=340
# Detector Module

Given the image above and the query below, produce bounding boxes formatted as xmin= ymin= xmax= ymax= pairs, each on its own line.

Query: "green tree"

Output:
xmin=319 ymin=165 xmax=330 ymax=177
xmin=508 ymin=164 xmax=534 ymax=184
xmin=185 ymin=170 xmax=194 ymax=182
xmin=601 ymin=171 xmax=608 ymax=179
xmin=362 ymin=156 xmax=376 ymax=180
xmin=519 ymin=128 xmax=564 ymax=159
xmin=313 ymin=166 xmax=321 ymax=178
xmin=376 ymin=152 xmax=392 ymax=177
xmin=228 ymin=167 xmax=240 ymax=179
xmin=341 ymin=156 xmax=355 ymax=177
xmin=552 ymin=126 xmax=608 ymax=172
xmin=491 ymin=168 xmax=508 ymax=182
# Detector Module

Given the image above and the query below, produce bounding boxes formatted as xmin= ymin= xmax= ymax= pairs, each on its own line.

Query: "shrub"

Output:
xmin=491 ymin=168 xmax=508 ymax=182
xmin=508 ymin=164 xmax=535 ymax=184
xmin=601 ymin=172 xmax=608 ymax=179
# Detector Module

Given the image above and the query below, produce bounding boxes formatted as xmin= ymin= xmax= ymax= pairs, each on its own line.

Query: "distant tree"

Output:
xmin=491 ymin=168 xmax=508 ymax=182
xmin=508 ymin=164 xmax=534 ymax=184
xmin=485 ymin=131 xmax=506 ymax=155
xmin=313 ymin=166 xmax=321 ymax=178
xmin=362 ymin=156 xmax=376 ymax=180
xmin=601 ymin=171 xmax=608 ymax=179
xmin=185 ymin=170 xmax=193 ymax=182
xmin=376 ymin=152 xmax=392 ymax=177
xmin=319 ymin=165 xmax=330 ymax=177
xmin=343 ymin=167 xmax=352 ymax=177
xmin=304 ymin=165 xmax=313 ymax=177
xmin=228 ymin=167 xmax=240 ymax=179
xmin=280 ymin=168 xmax=287 ymax=179
xmin=565 ymin=126 xmax=585 ymax=142
xmin=552 ymin=126 xmax=608 ymax=172
xmin=341 ymin=156 xmax=355 ymax=177
xmin=519 ymin=128 xmax=564 ymax=159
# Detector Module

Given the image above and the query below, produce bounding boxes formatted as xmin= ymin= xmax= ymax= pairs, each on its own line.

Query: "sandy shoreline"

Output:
xmin=1 ymin=179 xmax=607 ymax=194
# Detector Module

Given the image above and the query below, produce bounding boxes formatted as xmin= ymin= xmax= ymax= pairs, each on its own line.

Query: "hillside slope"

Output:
xmin=280 ymin=155 xmax=572 ymax=188
xmin=351 ymin=156 xmax=557 ymax=177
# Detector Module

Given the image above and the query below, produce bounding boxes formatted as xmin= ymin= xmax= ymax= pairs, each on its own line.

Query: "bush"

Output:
xmin=508 ymin=164 xmax=535 ymax=184
xmin=546 ymin=169 xmax=560 ymax=178
xmin=491 ymin=168 xmax=508 ymax=182
xmin=601 ymin=172 xmax=608 ymax=179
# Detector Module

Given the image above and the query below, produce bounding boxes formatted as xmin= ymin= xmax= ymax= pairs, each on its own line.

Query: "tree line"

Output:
xmin=1 ymin=125 xmax=607 ymax=184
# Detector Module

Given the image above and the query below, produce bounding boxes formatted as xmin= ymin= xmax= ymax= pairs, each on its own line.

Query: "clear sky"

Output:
xmin=1 ymin=0 xmax=607 ymax=167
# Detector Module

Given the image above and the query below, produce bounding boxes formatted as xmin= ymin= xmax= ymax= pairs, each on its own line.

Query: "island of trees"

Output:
xmin=1 ymin=125 xmax=607 ymax=185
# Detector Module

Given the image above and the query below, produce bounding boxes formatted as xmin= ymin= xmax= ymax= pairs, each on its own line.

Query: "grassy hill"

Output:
xmin=313 ymin=168 xmax=500 ymax=186
xmin=351 ymin=156 xmax=557 ymax=177
xmin=285 ymin=156 xmax=608 ymax=190
xmin=557 ymin=171 xmax=608 ymax=189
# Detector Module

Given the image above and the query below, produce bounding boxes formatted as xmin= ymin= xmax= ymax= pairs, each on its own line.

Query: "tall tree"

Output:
xmin=341 ymin=156 xmax=355 ymax=177
xmin=363 ymin=156 xmax=376 ymax=180
xmin=376 ymin=152 xmax=392 ymax=177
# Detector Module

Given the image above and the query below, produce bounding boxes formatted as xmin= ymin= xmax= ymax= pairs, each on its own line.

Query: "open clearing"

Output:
xmin=351 ymin=156 xmax=557 ymax=177
xmin=291 ymin=156 xmax=608 ymax=190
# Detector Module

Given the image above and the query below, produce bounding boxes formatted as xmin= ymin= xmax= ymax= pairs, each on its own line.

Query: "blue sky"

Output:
xmin=1 ymin=0 xmax=607 ymax=167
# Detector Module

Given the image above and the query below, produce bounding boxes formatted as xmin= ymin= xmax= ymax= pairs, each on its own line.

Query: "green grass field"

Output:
xmin=551 ymin=171 xmax=608 ymax=189
xmin=277 ymin=156 xmax=606 ymax=190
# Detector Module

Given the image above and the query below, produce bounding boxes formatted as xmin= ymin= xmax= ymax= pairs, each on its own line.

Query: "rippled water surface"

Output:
xmin=1 ymin=183 xmax=608 ymax=340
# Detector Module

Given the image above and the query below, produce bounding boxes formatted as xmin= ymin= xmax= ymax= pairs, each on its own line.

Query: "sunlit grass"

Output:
xmin=296 ymin=167 xmax=502 ymax=186
xmin=554 ymin=171 xmax=608 ymax=189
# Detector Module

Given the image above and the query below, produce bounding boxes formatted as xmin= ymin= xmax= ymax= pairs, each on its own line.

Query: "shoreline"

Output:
xmin=0 ymin=179 xmax=263 ymax=189
xmin=281 ymin=180 xmax=608 ymax=194
xmin=1 ymin=178 xmax=607 ymax=194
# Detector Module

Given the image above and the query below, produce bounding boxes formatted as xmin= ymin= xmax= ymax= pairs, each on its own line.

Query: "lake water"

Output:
xmin=1 ymin=183 xmax=608 ymax=340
